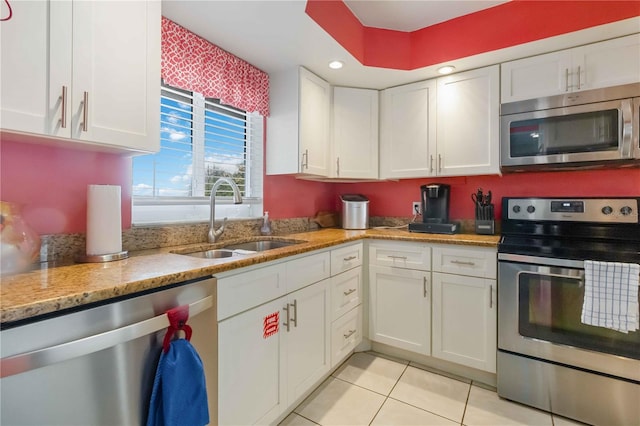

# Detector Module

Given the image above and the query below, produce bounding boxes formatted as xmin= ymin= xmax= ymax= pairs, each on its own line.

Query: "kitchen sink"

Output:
xmin=174 ymin=238 xmax=305 ymax=259
xmin=184 ymin=249 xmax=236 ymax=259
xmin=220 ymin=240 xmax=300 ymax=252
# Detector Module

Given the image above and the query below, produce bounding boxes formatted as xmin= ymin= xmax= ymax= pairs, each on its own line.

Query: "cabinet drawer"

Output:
xmin=369 ymin=241 xmax=431 ymax=271
xmin=286 ymin=251 xmax=331 ymax=293
xmin=432 ymin=245 xmax=497 ymax=279
xmin=331 ymin=267 xmax=361 ymax=320
xmin=331 ymin=306 xmax=362 ymax=368
xmin=217 ymin=263 xmax=287 ymax=321
xmin=331 ymin=243 xmax=363 ymax=276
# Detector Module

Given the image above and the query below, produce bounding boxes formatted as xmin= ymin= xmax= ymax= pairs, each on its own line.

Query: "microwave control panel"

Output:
xmin=506 ymin=198 xmax=638 ymax=223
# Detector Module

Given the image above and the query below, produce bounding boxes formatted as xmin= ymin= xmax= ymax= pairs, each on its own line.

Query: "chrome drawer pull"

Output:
xmin=81 ymin=91 xmax=89 ymax=132
xmin=283 ymin=304 xmax=290 ymax=332
xmin=343 ymin=255 xmax=357 ymax=261
xmin=290 ymin=299 xmax=298 ymax=328
xmin=343 ymin=329 xmax=356 ymax=339
xmin=343 ymin=288 xmax=356 ymax=296
xmin=423 ymin=276 xmax=428 ymax=298
xmin=451 ymin=260 xmax=475 ymax=266
xmin=387 ymin=255 xmax=407 ymax=260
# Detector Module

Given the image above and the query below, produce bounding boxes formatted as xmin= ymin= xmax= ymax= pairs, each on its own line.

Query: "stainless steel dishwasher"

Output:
xmin=0 ymin=276 xmax=217 ymax=425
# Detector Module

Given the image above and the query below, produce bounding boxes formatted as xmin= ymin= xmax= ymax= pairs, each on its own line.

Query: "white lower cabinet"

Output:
xmin=369 ymin=265 xmax=431 ymax=355
xmin=218 ymin=297 xmax=286 ymax=426
xmin=368 ymin=240 xmax=497 ymax=374
xmin=431 ymin=272 xmax=497 ymax=373
xmin=218 ymin=279 xmax=330 ymax=426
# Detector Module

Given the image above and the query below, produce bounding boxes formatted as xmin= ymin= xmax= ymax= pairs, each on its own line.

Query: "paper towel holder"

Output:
xmin=76 ymin=251 xmax=129 ymax=263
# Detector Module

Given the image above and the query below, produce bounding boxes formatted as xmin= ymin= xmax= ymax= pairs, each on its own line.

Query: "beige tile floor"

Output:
xmin=280 ymin=352 xmax=585 ymax=426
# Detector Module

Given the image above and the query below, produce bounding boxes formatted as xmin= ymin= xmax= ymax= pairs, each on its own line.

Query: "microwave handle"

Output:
xmin=621 ymin=99 xmax=633 ymax=158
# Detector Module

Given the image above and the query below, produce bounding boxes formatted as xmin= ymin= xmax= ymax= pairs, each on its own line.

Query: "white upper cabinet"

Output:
xmin=501 ymin=34 xmax=640 ymax=103
xmin=267 ymin=67 xmax=331 ymax=176
xmin=380 ymin=80 xmax=437 ymax=179
xmin=436 ymin=65 xmax=500 ymax=176
xmin=332 ymin=87 xmax=379 ymax=179
xmin=1 ymin=0 xmax=160 ymax=153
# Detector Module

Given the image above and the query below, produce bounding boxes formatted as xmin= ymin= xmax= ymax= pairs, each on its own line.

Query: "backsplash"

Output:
xmin=38 ymin=217 xmax=320 ymax=262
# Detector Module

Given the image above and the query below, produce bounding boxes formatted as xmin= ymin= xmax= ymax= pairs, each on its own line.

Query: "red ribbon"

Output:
xmin=162 ymin=305 xmax=192 ymax=353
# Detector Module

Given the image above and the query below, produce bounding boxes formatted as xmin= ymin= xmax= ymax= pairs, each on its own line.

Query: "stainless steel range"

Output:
xmin=497 ymin=197 xmax=640 ymax=426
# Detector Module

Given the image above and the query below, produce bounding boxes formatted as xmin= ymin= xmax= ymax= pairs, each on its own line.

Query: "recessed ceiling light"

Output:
xmin=437 ymin=65 xmax=455 ymax=75
xmin=329 ymin=60 xmax=344 ymax=70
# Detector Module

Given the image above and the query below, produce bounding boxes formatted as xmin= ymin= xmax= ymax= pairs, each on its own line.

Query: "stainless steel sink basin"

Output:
xmin=184 ymin=249 xmax=235 ymax=259
xmin=174 ymin=238 xmax=305 ymax=259
xmin=221 ymin=240 xmax=299 ymax=252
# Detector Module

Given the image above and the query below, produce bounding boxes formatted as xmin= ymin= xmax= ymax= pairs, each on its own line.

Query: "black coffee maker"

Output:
xmin=408 ymin=183 xmax=460 ymax=234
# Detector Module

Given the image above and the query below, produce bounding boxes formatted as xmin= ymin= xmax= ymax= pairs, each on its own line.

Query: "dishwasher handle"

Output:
xmin=0 ymin=295 xmax=214 ymax=378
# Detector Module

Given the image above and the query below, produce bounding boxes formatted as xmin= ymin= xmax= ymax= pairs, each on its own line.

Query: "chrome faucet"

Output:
xmin=208 ymin=177 xmax=243 ymax=243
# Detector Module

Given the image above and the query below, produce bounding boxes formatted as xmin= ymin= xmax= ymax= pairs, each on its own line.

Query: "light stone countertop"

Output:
xmin=0 ymin=228 xmax=499 ymax=325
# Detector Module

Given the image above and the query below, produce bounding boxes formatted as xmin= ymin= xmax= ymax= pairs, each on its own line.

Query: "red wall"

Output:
xmin=0 ymin=136 xmax=132 ymax=234
xmin=333 ymin=169 xmax=640 ymax=221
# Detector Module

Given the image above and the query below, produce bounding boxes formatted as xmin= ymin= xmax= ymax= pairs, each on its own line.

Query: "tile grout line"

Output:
xmin=460 ymin=380 xmax=473 ymax=426
xmin=368 ymin=362 xmax=410 ymax=425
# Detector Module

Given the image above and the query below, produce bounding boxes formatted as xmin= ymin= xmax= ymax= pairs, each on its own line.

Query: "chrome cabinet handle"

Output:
xmin=290 ymin=299 xmax=298 ymax=328
xmin=343 ymin=329 xmax=356 ymax=339
xmin=423 ymin=276 xmax=429 ymax=298
xmin=283 ymin=304 xmax=290 ymax=332
xmin=60 ymin=86 xmax=68 ymax=128
xmin=80 ymin=91 xmax=89 ymax=132
xmin=451 ymin=260 xmax=475 ymax=266
xmin=565 ymin=68 xmax=570 ymax=91
xmin=576 ymin=66 xmax=581 ymax=90
xmin=343 ymin=255 xmax=356 ymax=262
xmin=336 ymin=157 xmax=340 ymax=176
xmin=430 ymin=155 xmax=434 ymax=174
xmin=387 ymin=255 xmax=407 ymax=260
xmin=490 ymin=284 xmax=495 ymax=308
xmin=0 ymin=295 xmax=214 ymax=379
xmin=343 ymin=288 xmax=356 ymax=296
xmin=438 ymin=154 xmax=442 ymax=172
xmin=301 ymin=149 xmax=309 ymax=170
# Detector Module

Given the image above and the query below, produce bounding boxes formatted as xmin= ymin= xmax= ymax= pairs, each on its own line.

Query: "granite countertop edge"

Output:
xmin=1 ymin=228 xmax=500 ymax=325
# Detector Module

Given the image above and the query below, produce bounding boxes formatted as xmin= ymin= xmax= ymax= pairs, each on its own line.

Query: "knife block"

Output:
xmin=475 ymin=220 xmax=495 ymax=235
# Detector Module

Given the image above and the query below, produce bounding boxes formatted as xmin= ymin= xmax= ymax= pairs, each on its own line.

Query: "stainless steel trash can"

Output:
xmin=340 ymin=194 xmax=369 ymax=229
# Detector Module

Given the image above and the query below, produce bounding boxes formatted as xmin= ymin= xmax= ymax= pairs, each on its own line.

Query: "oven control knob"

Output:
xmin=620 ymin=206 xmax=633 ymax=216
xmin=602 ymin=206 xmax=613 ymax=215
xmin=512 ymin=205 xmax=521 ymax=213
xmin=526 ymin=205 xmax=535 ymax=214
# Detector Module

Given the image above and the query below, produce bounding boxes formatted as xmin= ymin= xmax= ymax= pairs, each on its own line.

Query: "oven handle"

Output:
xmin=498 ymin=253 xmax=584 ymax=269
xmin=517 ymin=270 xmax=584 ymax=286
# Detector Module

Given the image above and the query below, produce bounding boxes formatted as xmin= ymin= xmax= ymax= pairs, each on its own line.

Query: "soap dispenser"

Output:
xmin=260 ymin=211 xmax=272 ymax=235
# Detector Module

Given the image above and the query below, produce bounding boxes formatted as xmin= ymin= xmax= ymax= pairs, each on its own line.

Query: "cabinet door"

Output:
xmin=299 ymin=67 xmax=330 ymax=176
xmin=285 ymin=279 xmax=331 ymax=405
xmin=71 ymin=0 xmax=160 ymax=152
xmin=437 ymin=65 xmax=499 ymax=176
xmin=332 ymin=87 xmax=379 ymax=179
xmin=0 ymin=0 xmax=71 ymax=136
xmin=574 ymin=34 xmax=640 ymax=92
xmin=369 ymin=265 xmax=430 ymax=355
xmin=380 ymin=79 xmax=436 ymax=179
xmin=218 ymin=297 xmax=286 ymax=426
xmin=500 ymin=51 xmax=572 ymax=103
xmin=431 ymin=272 xmax=497 ymax=373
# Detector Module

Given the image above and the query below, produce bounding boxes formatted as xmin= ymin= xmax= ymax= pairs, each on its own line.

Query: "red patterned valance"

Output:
xmin=161 ymin=17 xmax=269 ymax=116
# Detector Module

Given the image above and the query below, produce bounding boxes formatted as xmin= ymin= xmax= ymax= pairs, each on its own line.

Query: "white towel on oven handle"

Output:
xmin=581 ymin=260 xmax=640 ymax=333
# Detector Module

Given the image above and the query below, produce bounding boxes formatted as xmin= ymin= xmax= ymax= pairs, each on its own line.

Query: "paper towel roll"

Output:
xmin=86 ymin=185 xmax=122 ymax=256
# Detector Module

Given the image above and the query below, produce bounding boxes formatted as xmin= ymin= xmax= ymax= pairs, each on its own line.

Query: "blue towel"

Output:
xmin=147 ymin=339 xmax=210 ymax=426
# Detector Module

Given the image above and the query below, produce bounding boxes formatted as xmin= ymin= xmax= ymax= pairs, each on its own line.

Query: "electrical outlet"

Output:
xmin=412 ymin=201 xmax=421 ymax=215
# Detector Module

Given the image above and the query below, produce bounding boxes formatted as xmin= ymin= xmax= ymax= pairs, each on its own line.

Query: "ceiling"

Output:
xmin=161 ymin=1 xmax=637 ymax=89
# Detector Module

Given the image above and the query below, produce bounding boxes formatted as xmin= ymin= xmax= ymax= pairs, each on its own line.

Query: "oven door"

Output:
xmin=498 ymin=254 xmax=640 ymax=381
xmin=500 ymin=98 xmax=634 ymax=169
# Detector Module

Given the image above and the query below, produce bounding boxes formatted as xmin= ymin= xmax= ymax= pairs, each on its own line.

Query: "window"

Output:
xmin=132 ymin=83 xmax=263 ymax=225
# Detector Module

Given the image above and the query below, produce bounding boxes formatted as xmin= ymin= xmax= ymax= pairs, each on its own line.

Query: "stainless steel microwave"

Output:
xmin=500 ymin=83 xmax=640 ymax=171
